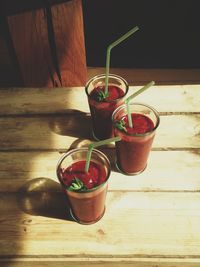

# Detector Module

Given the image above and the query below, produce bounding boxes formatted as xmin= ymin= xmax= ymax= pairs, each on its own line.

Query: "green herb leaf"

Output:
xmin=68 ymin=177 xmax=87 ymax=192
xmin=115 ymin=119 xmax=127 ymax=132
xmin=97 ymin=89 xmax=109 ymax=101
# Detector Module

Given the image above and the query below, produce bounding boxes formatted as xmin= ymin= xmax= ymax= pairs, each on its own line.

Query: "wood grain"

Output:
xmin=0 ymin=150 xmax=200 ymax=192
xmin=0 ymin=85 xmax=200 ymax=267
xmin=0 ymin=114 xmax=199 ymax=150
xmin=1 ymin=192 xmax=200 ymax=258
xmin=0 ymin=85 xmax=199 ymax=115
xmin=1 ymin=259 xmax=200 ymax=267
xmin=51 ymin=0 xmax=87 ymax=86
xmin=2 ymin=1 xmax=69 ymax=16
xmin=7 ymin=0 xmax=87 ymax=87
xmin=7 ymin=9 xmax=57 ymax=87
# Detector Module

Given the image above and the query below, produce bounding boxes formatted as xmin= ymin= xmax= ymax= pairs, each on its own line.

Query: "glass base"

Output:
xmin=69 ymin=207 xmax=106 ymax=225
xmin=115 ymin=160 xmax=147 ymax=176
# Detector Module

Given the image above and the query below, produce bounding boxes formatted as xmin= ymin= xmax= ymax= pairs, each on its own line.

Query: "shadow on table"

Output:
xmin=49 ymin=109 xmax=120 ymax=173
xmin=49 ymin=110 xmax=93 ymax=140
xmin=17 ymin=177 xmax=73 ymax=221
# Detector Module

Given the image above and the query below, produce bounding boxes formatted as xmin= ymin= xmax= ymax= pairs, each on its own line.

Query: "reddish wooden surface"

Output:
xmin=51 ymin=0 xmax=87 ymax=86
xmin=6 ymin=0 xmax=87 ymax=87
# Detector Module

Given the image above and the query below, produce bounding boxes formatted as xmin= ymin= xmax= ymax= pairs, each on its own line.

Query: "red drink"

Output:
xmin=112 ymin=103 xmax=160 ymax=175
xmin=60 ymin=160 xmax=107 ymax=189
xmin=85 ymin=74 xmax=129 ymax=140
xmin=56 ymin=148 xmax=111 ymax=224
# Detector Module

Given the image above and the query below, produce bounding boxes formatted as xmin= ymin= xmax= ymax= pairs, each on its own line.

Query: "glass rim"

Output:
xmin=56 ymin=147 xmax=111 ymax=193
xmin=112 ymin=102 xmax=160 ymax=137
xmin=85 ymin=73 xmax=129 ymax=102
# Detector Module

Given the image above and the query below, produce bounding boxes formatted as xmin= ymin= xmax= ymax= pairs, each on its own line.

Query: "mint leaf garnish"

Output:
xmin=115 ymin=119 xmax=127 ymax=132
xmin=97 ymin=89 xmax=109 ymax=101
xmin=68 ymin=177 xmax=87 ymax=192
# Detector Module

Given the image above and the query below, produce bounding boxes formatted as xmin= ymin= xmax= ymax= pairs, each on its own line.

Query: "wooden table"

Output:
xmin=0 ymin=84 xmax=200 ymax=267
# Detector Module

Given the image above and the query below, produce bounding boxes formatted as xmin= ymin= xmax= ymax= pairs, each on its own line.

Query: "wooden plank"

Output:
xmin=51 ymin=0 xmax=87 ymax=86
xmin=0 ymin=114 xmax=199 ymax=150
xmin=88 ymin=67 xmax=200 ymax=85
xmin=1 ymin=192 xmax=200 ymax=258
xmin=1 ymin=258 xmax=200 ymax=267
xmin=0 ymin=85 xmax=200 ymax=115
xmin=7 ymin=9 xmax=57 ymax=87
xmin=0 ymin=86 xmax=199 ymax=266
xmin=2 ymin=1 xmax=69 ymax=16
xmin=7 ymin=0 xmax=87 ymax=87
xmin=0 ymin=150 xmax=200 ymax=192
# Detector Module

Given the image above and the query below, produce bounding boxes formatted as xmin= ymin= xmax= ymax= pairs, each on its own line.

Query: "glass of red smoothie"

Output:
xmin=56 ymin=147 xmax=111 ymax=224
xmin=85 ymin=74 xmax=129 ymax=140
xmin=112 ymin=103 xmax=160 ymax=175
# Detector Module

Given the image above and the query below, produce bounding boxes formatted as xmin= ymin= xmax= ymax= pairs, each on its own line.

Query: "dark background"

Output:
xmin=82 ymin=0 xmax=200 ymax=68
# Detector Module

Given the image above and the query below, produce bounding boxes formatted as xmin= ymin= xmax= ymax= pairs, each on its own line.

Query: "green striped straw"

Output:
xmin=125 ymin=81 xmax=155 ymax=128
xmin=105 ymin=26 xmax=139 ymax=95
xmin=84 ymin=136 xmax=121 ymax=173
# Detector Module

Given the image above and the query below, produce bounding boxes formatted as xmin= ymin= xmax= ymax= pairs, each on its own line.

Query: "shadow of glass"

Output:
xmin=17 ymin=177 xmax=73 ymax=221
xmin=49 ymin=110 xmax=93 ymax=139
